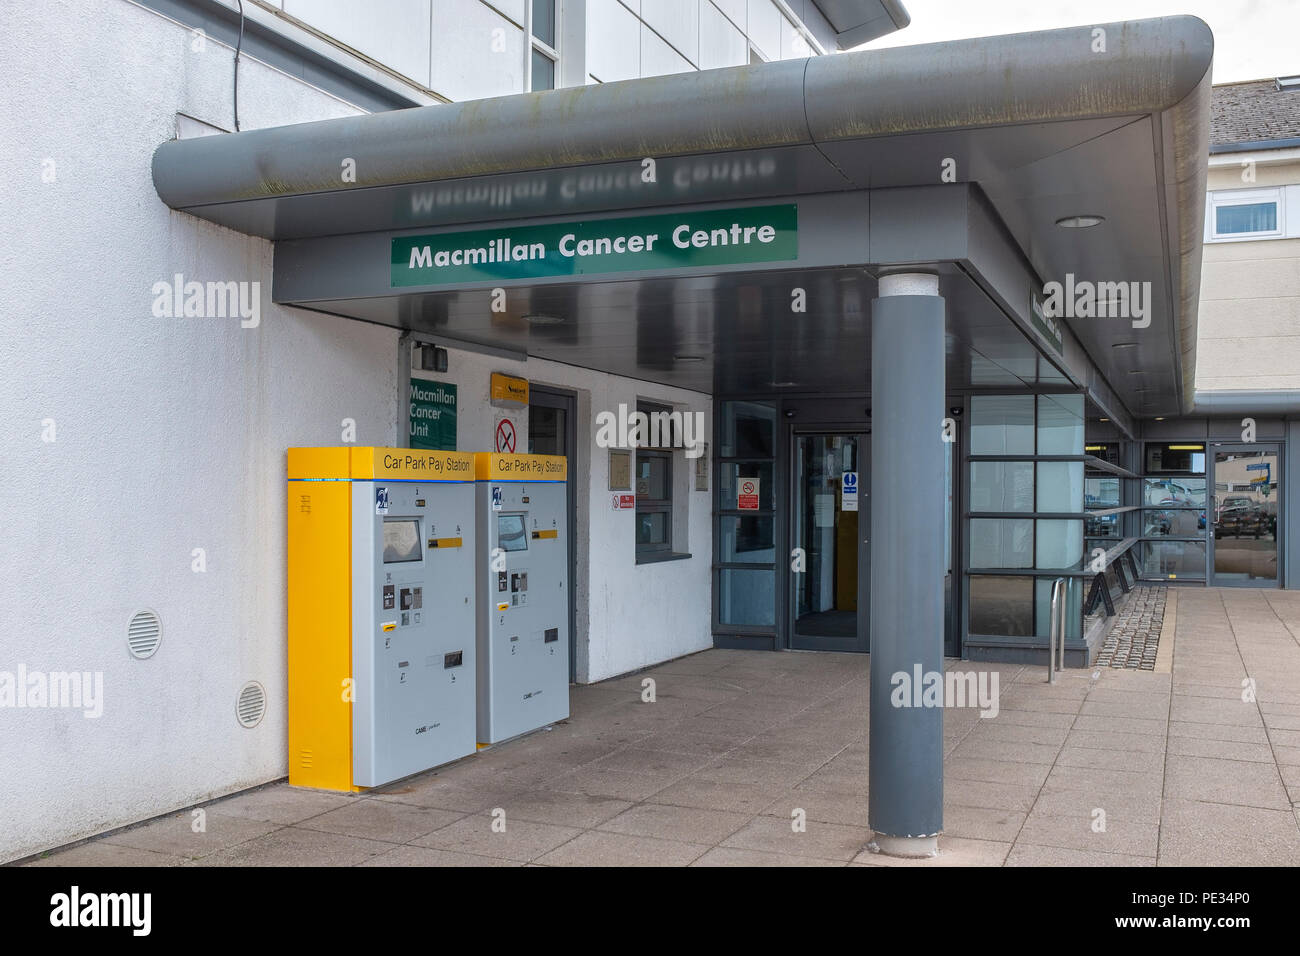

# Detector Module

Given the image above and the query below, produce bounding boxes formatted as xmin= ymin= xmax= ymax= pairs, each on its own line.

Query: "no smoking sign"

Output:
xmin=495 ymin=417 xmax=517 ymax=453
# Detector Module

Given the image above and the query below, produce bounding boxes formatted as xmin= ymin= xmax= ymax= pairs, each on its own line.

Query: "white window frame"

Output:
xmin=1206 ymin=186 xmax=1284 ymax=242
xmin=525 ymin=0 xmax=560 ymax=92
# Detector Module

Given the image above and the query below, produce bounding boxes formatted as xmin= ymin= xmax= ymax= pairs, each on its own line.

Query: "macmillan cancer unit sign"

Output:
xmin=391 ymin=205 xmax=797 ymax=287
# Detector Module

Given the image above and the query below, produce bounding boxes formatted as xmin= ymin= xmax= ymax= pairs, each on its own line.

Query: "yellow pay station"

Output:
xmin=287 ymin=447 xmax=477 ymax=791
xmin=475 ymin=453 xmax=570 ymax=745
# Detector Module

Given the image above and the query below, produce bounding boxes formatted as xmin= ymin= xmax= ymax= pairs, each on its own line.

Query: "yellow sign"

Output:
xmin=474 ymin=452 xmax=567 ymax=482
xmin=490 ymin=373 xmax=529 ymax=407
xmin=287 ymin=447 xmax=475 ymax=481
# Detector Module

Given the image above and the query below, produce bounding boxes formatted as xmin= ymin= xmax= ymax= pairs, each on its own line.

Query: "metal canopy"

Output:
xmin=152 ymin=16 xmax=1212 ymax=416
xmin=813 ymin=0 xmax=911 ymax=48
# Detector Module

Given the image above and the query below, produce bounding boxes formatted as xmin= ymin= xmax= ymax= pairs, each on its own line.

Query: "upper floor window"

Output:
xmin=530 ymin=0 xmax=558 ymax=91
xmin=1209 ymin=187 xmax=1283 ymax=240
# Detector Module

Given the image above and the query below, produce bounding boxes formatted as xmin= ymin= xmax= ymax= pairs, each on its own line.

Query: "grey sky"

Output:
xmin=862 ymin=1 xmax=1298 ymax=83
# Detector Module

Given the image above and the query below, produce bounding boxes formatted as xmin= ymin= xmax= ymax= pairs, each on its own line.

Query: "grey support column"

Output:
xmin=868 ymin=272 xmax=946 ymax=857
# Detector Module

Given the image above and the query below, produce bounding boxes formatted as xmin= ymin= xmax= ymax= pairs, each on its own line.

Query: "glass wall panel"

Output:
xmin=1036 ymin=519 xmax=1083 ymax=569
xmin=1143 ymin=508 xmax=1204 ymax=537
xmin=1038 ymin=393 xmax=1085 ymax=455
xmin=1038 ymin=462 xmax=1084 ymax=513
xmin=969 ymin=575 xmax=1033 ymax=636
xmin=1142 ymin=477 xmax=1207 ymax=508
xmin=969 ymin=461 xmax=1034 ymax=512
xmin=719 ymin=462 xmax=774 ymax=511
xmin=720 ymin=401 xmax=775 ymax=458
xmin=1086 ymin=476 xmax=1121 ymax=508
xmin=1034 ymin=577 xmax=1082 ymax=640
xmin=970 ymin=395 xmax=1034 ymax=455
xmin=1141 ymin=540 xmax=1206 ymax=580
xmin=970 ymin=518 xmax=1033 ymax=568
xmin=718 ymin=567 xmax=775 ymax=626
xmin=720 ymin=516 xmax=775 ymax=563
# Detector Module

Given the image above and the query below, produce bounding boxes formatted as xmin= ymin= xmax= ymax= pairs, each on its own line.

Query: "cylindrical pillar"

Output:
xmin=868 ymin=272 xmax=946 ymax=857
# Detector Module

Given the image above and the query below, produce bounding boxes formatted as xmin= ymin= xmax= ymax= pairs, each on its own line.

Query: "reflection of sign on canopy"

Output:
xmin=737 ymin=478 xmax=759 ymax=510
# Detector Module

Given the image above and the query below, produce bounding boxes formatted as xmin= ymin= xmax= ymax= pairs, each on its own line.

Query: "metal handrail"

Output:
xmin=1047 ymin=577 xmax=1067 ymax=684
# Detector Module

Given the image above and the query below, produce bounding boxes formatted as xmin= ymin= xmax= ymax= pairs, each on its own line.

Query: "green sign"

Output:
xmin=391 ymin=204 xmax=798 ymax=287
xmin=1030 ymin=288 xmax=1064 ymax=355
xmin=409 ymin=379 xmax=457 ymax=450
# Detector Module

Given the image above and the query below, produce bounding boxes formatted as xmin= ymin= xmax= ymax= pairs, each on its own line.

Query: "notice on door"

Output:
xmin=737 ymin=478 xmax=760 ymax=510
xmin=842 ymin=472 xmax=859 ymax=512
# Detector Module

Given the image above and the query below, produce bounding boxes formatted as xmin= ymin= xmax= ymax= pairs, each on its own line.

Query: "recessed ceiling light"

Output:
xmin=1098 ymin=417 xmax=1109 ymax=422
xmin=1056 ymin=215 xmax=1105 ymax=228
xmin=1112 ymin=342 xmax=1138 ymax=349
xmin=1155 ymin=417 xmax=1166 ymax=421
xmin=522 ymin=313 xmax=565 ymax=325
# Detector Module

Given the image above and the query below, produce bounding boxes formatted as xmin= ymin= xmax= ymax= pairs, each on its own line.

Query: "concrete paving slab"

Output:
xmin=411 ymin=813 xmax=581 ymax=862
xmin=533 ymin=830 xmax=710 ymax=866
xmin=100 ymin=810 xmax=279 ymax=860
xmin=1158 ymin=799 xmax=1300 ymax=866
xmin=598 ymin=803 xmax=750 ymax=845
xmin=191 ymin=827 xmax=394 ymax=866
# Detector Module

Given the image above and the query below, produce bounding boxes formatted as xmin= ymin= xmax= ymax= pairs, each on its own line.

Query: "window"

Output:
xmin=1209 ymin=188 xmax=1283 ymax=240
xmin=715 ymin=401 xmax=777 ymax=630
xmin=529 ymin=0 xmax=558 ymax=91
xmin=635 ymin=401 xmax=673 ymax=557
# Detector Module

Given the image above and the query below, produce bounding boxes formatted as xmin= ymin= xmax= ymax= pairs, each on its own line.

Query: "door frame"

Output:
xmin=786 ymin=426 xmax=871 ymax=652
xmin=1208 ymin=442 xmax=1283 ymax=589
xmin=528 ymin=385 xmax=580 ymax=679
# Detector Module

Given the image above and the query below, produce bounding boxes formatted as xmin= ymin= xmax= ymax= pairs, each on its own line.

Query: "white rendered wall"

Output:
xmin=0 ymin=0 xmax=714 ymax=863
xmin=0 ymin=0 xmax=396 ymax=863
xmin=411 ymin=346 xmax=714 ymax=685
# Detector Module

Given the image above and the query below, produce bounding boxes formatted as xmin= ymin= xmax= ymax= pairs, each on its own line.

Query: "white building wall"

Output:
xmin=0 ymin=0 xmax=714 ymax=862
xmin=411 ymin=346 xmax=714 ymax=684
xmin=1198 ymin=158 xmax=1300 ymax=391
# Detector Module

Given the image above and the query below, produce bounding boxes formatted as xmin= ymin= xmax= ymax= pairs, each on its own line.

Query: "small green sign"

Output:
xmin=391 ymin=204 xmax=798 ymax=287
xmin=409 ymin=379 xmax=457 ymax=450
xmin=1030 ymin=289 xmax=1064 ymax=355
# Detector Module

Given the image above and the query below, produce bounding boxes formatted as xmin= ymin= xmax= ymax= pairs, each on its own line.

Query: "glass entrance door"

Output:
xmin=790 ymin=433 xmax=869 ymax=651
xmin=1210 ymin=445 xmax=1281 ymax=586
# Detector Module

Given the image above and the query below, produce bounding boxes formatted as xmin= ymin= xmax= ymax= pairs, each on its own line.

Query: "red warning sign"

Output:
xmin=737 ymin=478 xmax=760 ymax=510
xmin=495 ymin=418 xmax=517 ymax=453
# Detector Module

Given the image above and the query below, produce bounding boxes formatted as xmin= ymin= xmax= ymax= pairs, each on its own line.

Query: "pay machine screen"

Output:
xmin=382 ymin=519 xmax=422 ymax=564
xmin=497 ymin=513 xmax=528 ymax=552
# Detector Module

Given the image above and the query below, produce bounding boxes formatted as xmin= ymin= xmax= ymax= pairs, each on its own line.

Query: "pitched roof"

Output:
xmin=1211 ymin=78 xmax=1300 ymax=147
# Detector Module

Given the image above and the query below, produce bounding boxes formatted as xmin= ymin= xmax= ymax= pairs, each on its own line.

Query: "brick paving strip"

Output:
xmin=1094 ymin=586 xmax=1168 ymax=670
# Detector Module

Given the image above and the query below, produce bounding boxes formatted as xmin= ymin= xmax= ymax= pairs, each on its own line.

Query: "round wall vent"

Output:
xmin=127 ymin=610 xmax=162 ymax=659
xmin=237 ymin=681 xmax=267 ymax=728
